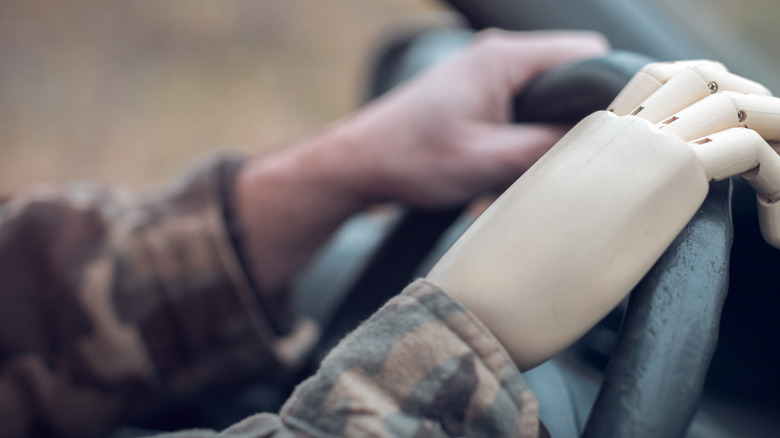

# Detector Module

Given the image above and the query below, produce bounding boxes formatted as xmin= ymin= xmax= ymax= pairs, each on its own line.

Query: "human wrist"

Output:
xmin=336 ymin=97 xmax=426 ymax=204
xmin=234 ymin=122 xmax=375 ymax=293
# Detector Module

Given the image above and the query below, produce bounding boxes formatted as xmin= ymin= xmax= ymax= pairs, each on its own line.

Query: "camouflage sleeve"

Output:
xmin=149 ymin=279 xmax=541 ymax=438
xmin=0 ymin=154 xmax=318 ymax=438
xmin=278 ymin=279 xmax=540 ymax=437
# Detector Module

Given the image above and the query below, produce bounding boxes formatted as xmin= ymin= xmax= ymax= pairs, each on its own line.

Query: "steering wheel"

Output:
xmin=304 ymin=30 xmax=733 ymax=438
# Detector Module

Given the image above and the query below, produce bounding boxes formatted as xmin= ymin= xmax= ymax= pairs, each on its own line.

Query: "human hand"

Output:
xmin=234 ymin=29 xmax=608 ymax=292
xmin=340 ymin=29 xmax=609 ymax=207
xmin=426 ymin=60 xmax=780 ymax=371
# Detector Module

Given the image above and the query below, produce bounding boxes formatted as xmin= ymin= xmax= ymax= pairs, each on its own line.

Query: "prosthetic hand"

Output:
xmin=426 ymin=60 xmax=780 ymax=371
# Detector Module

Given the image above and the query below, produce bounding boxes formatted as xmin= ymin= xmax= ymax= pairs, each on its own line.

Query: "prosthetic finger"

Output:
xmin=608 ymin=60 xmax=727 ymax=115
xmin=689 ymin=128 xmax=780 ymax=247
xmin=627 ymin=65 xmax=771 ymax=123
xmin=656 ymin=92 xmax=780 ymax=142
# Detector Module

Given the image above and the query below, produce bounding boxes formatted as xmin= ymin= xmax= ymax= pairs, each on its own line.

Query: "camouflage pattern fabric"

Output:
xmin=276 ymin=280 xmax=541 ymax=438
xmin=0 ymin=155 xmax=540 ymax=437
xmin=146 ymin=281 xmax=541 ymax=438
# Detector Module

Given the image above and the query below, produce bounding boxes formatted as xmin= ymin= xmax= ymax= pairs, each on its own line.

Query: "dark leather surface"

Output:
xmin=583 ymin=180 xmax=733 ymax=438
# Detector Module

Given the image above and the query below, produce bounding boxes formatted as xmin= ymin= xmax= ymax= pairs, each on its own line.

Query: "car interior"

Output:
xmin=113 ymin=1 xmax=780 ymax=437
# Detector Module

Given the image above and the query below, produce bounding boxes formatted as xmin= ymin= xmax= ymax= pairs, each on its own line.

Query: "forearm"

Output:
xmin=234 ymin=119 xmax=376 ymax=295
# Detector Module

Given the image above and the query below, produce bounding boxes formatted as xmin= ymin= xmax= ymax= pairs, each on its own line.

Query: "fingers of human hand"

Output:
xmin=608 ymin=60 xmax=727 ymax=115
xmin=656 ymin=92 xmax=780 ymax=142
xmin=475 ymin=123 xmax=569 ymax=186
xmin=469 ymin=29 xmax=609 ymax=92
xmin=688 ymin=127 xmax=780 ymax=247
xmin=625 ymin=66 xmax=771 ymax=123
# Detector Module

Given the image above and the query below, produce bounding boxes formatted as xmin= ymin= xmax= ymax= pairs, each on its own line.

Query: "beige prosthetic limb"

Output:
xmin=427 ymin=61 xmax=780 ymax=371
xmin=608 ymin=60 xmax=770 ymax=120
xmin=428 ymin=112 xmax=707 ymax=371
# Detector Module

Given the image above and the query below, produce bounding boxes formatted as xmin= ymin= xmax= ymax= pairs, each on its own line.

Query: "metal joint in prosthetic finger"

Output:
xmin=611 ymin=60 xmax=780 ymax=248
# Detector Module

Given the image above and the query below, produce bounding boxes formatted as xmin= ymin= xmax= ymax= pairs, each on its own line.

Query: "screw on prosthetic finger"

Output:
xmin=608 ymin=59 xmax=726 ymax=115
xmin=625 ymin=67 xmax=770 ymax=124
xmin=656 ymin=92 xmax=780 ymax=141
xmin=655 ymin=94 xmax=744 ymax=141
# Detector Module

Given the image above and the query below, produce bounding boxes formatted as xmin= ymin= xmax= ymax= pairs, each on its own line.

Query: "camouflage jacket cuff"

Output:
xmin=130 ymin=154 xmax=317 ymax=389
xmin=280 ymin=278 xmax=540 ymax=438
xmin=0 ymin=154 xmax=317 ymax=437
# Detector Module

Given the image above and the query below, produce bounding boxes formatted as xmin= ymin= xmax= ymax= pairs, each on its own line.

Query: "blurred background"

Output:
xmin=0 ymin=0 xmax=443 ymax=195
xmin=2 ymin=0 xmax=779 ymax=197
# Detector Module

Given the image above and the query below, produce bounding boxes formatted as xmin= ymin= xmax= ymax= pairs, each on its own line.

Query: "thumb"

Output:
xmin=475 ymin=123 xmax=569 ymax=188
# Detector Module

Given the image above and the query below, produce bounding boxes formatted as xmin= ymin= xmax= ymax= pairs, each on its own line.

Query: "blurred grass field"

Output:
xmin=0 ymin=0 xmax=440 ymax=194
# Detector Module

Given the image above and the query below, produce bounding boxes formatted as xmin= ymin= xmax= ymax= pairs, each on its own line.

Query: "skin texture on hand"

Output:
xmin=343 ymin=30 xmax=610 ymax=207
xmin=235 ymin=30 xmax=609 ymax=294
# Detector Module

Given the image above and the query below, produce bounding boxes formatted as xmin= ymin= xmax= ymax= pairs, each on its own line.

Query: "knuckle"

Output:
xmin=472 ymin=28 xmax=512 ymax=49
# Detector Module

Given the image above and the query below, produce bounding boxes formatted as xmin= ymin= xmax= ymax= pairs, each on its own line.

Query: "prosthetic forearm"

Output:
xmin=427 ymin=60 xmax=780 ymax=371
